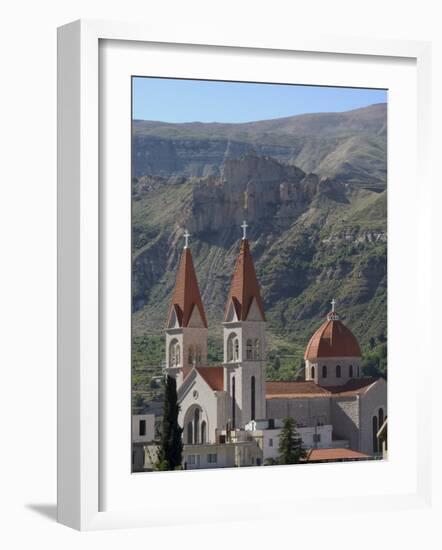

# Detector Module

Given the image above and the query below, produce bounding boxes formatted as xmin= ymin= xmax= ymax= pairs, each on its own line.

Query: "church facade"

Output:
xmin=164 ymin=227 xmax=387 ymax=469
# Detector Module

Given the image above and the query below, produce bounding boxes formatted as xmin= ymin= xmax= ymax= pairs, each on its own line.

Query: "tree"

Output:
xmin=155 ymin=375 xmax=183 ymax=471
xmin=277 ymin=417 xmax=306 ymax=464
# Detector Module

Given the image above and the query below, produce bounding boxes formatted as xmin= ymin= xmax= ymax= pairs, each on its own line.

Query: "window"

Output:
xmin=195 ymin=345 xmax=202 ymax=365
xmin=254 ymin=339 xmax=260 ymax=360
xmin=207 ymin=453 xmax=217 ymax=464
xmin=251 ymin=376 xmax=256 ymax=420
xmin=322 ymin=365 xmax=327 ymax=378
xmin=187 ymin=454 xmax=195 ymax=465
xmin=169 ymin=339 xmax=181 ymax=367
xmin=201 ymin=421 xmax=207 ymax=444
xmin=139 ymin=419 xmax=146 ymax=436
xmin=188 ymin=345 xmax=195 ymax=365
xmin=227 ymin=333 xmax=239 ymax=362
xmin=268 ymin=418 xmax=275 ymax=429
xmin=246 ymin=339 xmax=253 ymax=360
xmin=311 ymin=366 xmax=315 ymax=379
xmin=336 ymin=365 xmax=341 ymax=378
xmin=378 ymin=408 xmax=384 ymax=428
xmin=194 ymin=408 xmax=200 ymax=444
xmin=232 ymin=376 xmax=236 ymax=429
xmin=268 ymin=438 xmax=273 ymax=447
xmin=187 ymin=422 xmax=193 ymax=444
xmin=372 ymin=416 xmax=378 ymax=453
xmin=313 ymin=433 xmax=321 ymax=443
xmin=349 ymin=364 xmax=353 ymax=377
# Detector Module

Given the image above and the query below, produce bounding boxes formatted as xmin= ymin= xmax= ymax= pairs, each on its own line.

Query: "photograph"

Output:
xmin=130 ymin=77 xmax=388 ymax=472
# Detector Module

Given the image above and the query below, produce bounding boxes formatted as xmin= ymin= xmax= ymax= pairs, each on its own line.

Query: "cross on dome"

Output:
xmin=327 ymin=298 xmax=339 ymax=321
xmin=241 ymin=220 xmax=248 ymax=240
xmin=183 ymin=230 xmax=190 ymax=249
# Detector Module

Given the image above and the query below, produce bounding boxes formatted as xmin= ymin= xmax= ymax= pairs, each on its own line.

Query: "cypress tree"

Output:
xmin=277 ymin=417 xmax=306 ymax=465
xmin=156 ymin=375 xmax=183 ymax=470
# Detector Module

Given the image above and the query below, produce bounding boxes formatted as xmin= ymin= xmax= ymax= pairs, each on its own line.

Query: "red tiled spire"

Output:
xmin=167 ymin=247 xmax=208 ymax=328
xmin=224 ymin=239 xmax=265 ymax=321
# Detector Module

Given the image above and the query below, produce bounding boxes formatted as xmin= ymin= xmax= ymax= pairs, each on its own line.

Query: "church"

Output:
xmin=164 ymin=225 xmax=387 ymax=469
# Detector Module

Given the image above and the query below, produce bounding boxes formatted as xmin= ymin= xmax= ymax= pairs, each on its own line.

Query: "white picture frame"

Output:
xmin=57 ymin=19 xmax=433 ymax=531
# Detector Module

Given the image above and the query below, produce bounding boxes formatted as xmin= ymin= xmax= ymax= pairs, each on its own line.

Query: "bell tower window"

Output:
xmin=336 ymin=365 xmax=341 ymax=378
xmin=246 ymin=339 xmax=253 ymax=360
xmin=254 ymin=339 xmax=260 ymax=360
xmin=227 ymin=333 xmax=240 ymax=362
xmin=322 ymin=365 xmax=327 ymax=378
xmin=311 ymin=366 xmax=315 ymax=379
xmin=169 ymin=339 xmax=181 ymax=367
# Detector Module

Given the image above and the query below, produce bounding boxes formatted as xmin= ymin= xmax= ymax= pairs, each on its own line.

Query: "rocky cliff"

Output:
xmin=132 ymin=152 xmax=387 ymax=366
xmin=132 ymin=103 xmax=387 ymax=188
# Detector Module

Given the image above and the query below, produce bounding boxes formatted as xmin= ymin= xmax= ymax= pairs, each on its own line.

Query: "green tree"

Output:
xmin=155 ymin=376 xmax=183 ymax=471
xmin=277 ymin=417 xmax=306 ymax=464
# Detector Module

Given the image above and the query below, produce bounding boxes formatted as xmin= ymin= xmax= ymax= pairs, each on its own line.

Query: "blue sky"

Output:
xmin=132 ymin=77 xmax=387 ymax=123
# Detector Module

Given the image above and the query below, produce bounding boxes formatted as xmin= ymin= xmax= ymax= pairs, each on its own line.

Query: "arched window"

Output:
xmin=246 ymin=339 xmax=253 ymax=360
xmin=201 ymin=421 xmax=207 ymax=444
xmin=232 ymin=376 xmax=236 ymax=429
xmin=349 ymin=364 xmax=353 ymax=378
xmin=311 ymin=366 xmax=315 ymax=379
xmin=254 ymin=339 xmax=260 ymax=360
xmin=378 ymin=408 xmax=384 ymax=428
xmin=195 ymin=345 xmax=202 ymax=365
xmin=234 ymin=338 xmax=239 ymax=361
xmin=251 ymin=376 xmax=256 ymax=420
xmin=194 ymin=408 xmax=200 ymax=444
xmin=227 ymin=333 xmax=239 ymax=362
xmin=169 ymin=339 xmax=181 ymax=367
xmin=187 ymin=422 xmax=193 ymax=445
xmin=188 ymin=345 xmax=195 ymax=365
xmin=336 ymin=365 xmax=341 ymax=378
xmin=372 ymin=416 xmax=378 ymax=453
xmin=322 ymin=365 xmax=327 ymax=378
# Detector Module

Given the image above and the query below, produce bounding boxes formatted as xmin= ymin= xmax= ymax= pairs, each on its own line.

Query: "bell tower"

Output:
xmin=165 ymin=230 xmax=208 ymax=387
xmin=223 ymin=222 xmax=266 ymax=428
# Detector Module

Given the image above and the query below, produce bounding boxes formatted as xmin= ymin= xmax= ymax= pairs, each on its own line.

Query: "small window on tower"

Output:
xmin=311 ymin=366 xmax=315 ymax=379
xmin=246 ymin=339 xmax=253 ymax=360
xmin=139 ymin=419 xmax=146 ymax=436
xmin=254 ymin=339 xmax=260 ymax=360
xmin=349 ymin=365 xmax=353 ymax=377
xmin=322 ymin=365 xmax=327 ymax=378
xmin=336 ymin=365 xmax=341 ymax=378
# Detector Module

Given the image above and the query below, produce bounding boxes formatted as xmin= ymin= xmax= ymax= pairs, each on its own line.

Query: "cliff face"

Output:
xmin=132 ymin=103 xmax=387 ymax=187
xmin=132 ymin=153 xmax=387 ymax=356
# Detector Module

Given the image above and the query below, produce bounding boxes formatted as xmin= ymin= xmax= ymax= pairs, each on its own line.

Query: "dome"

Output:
xmin=304 ymin=311 xmax=361 ymax=360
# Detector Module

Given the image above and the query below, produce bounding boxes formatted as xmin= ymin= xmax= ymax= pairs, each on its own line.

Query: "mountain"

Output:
xmin=132 ymin=151 xmax=387 ymax=379
xmin=132 ymin=103 xmax=387 ymax=188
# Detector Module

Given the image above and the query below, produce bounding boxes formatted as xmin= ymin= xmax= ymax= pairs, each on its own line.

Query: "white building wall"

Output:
xmin=246 ymin=424 xmax=333 ymax=462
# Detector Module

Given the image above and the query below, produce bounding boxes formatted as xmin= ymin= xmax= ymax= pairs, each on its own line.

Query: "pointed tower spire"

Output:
xmin=224 ymin=230 xmax=265 ymax=322
xmin=167 ymin=238 xmax=208 ymax=328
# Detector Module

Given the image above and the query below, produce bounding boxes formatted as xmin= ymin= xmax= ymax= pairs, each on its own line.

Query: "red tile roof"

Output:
xmin=195 ymin=367 xmax=224 ymax=391
xmin=306 ymin=448 xmax=369 ymax=462
xmin=266 ymin=378 xmax=378 ymax=399
xmin=224 ymin=239 xmax=265 ymax=321
xmin=167 ymin=247 xmax=208 ymax=328
xmin=266 ymin=381 xmax=330 ymax=398
xmin=304 ymin=315 xmax=361 ymax=360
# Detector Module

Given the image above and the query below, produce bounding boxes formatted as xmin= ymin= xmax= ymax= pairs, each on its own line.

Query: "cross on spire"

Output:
xmin=241 ymin=220 xmax=248 ymax=240
xmin=331 ymin=298 xmax=336 ymax=312
xmin=183 ymin=230 xmax=190 ymax=249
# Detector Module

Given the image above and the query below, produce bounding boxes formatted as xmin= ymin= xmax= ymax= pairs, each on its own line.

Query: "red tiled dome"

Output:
xmin=304 ymin=313 xmax=361 ymax=360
